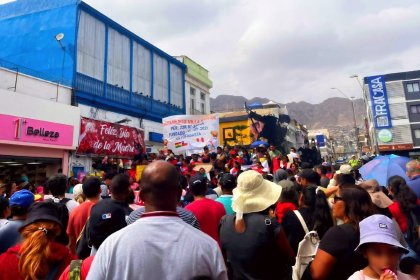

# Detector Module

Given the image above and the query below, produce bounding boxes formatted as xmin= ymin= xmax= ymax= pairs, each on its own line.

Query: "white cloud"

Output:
xmin=84 ymin=0 xmax=420 ymax=103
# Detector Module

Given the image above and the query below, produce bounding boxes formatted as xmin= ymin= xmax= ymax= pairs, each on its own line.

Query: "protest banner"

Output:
xmin=162 ymin=114 xmax=219 ymax=153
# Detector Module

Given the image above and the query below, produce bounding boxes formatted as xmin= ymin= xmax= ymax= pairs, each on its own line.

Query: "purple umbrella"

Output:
xmin=359 ymin=154 xmax=410 ymax=187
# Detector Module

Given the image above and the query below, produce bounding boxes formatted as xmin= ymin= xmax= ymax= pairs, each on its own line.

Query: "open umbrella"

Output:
xmin=359 ymin=154 xmax=410 ymax=187
xmin=250 ymin=140 xmax=269 ymax=148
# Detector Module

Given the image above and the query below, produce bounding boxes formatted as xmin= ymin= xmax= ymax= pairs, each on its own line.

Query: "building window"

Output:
xmin=414 ymin=129 xmax=420 ymax=139
xmin=107 ymin=28 xmax=130 ymax=90
xmin=153 ymin=54 xmax=168 ymax=102
xmin=410 ymin=105 xmax=420 ymax=114
xmin=200 ymin=92 xmax=206 ymax=101
xmin=201 ymin=103 xmax=205 ymax=114
xmin=77 ymin=11 xmax=105 ymax=81
xmin=133 ymin=42 xmax=151 ymax=96
xmin=170 ymin=64 xmax=183 ymax=108
xmin=191 ymin=99 xmax=195 ymax=111
xmin=407 ymin=82 xmax=420 ymax=93
xmin=190 ymin=87 xmax=196 ymax=96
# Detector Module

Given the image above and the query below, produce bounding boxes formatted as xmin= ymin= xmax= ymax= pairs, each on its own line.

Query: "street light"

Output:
xmin=331 ymin=87 xmax=359 ymax=155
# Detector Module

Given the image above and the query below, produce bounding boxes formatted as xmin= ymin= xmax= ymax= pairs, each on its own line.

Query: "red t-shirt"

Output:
xmin=276 ymin=202 xmax=298 ymax=223
xmin=67 ymin=200 xmax=96 ymax=239
xmin=185 ymin=198 xmax=226 ymax=243
xmin=389 ymin=201 xmax=408 ymax=233
xmin=58 ymin=255 xmax=94 ymax=280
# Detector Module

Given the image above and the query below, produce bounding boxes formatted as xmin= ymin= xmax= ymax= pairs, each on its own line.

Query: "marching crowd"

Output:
xmin=1 ymin=144 xmax=420 ymax=280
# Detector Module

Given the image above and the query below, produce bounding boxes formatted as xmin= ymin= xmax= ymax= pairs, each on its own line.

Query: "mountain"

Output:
xmin=210 ymin=95 xmax=366 ymax=129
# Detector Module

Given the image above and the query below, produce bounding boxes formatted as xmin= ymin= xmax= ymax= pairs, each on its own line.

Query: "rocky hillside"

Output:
xmin=211 ymin=95 xmax=366 ymax=129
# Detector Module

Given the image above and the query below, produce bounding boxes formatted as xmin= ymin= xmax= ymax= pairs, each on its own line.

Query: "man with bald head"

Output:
xmin=406 ymin=160 xmax=420 ymax=198
xmin=87 ymin=161 xmax=227 ymax=280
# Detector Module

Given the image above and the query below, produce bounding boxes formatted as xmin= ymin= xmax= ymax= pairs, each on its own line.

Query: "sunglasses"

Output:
xmin=332 ymin=195 xmax=344 ymax=204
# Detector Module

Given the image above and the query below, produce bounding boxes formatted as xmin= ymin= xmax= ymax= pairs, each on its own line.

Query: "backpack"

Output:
xmin=69 ymin=259 xmax=83 ymax=280
xmin=76 ymin=218 xmax=92 ymax=259
xmin=45 ymin=197 xmax=70 ymax=245
xmin=292 ymin=210 xmax=320 ymax=280
xmin=407 ymin=210 xmax=420 ymax=254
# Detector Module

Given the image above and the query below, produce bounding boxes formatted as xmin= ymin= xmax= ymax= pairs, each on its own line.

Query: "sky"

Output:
xmin=85 ymin=0 xmax=420 ymax=104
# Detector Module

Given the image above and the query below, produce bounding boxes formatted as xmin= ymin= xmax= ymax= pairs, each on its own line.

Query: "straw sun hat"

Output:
xmin=232 ymin=170 xmax=282 ymax=217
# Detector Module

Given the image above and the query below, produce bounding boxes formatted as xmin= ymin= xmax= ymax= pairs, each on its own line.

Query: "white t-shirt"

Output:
xmin=87 ymin=215 xmax=227 ymax=280
xmin=348 ymin=270 xmax=415 ymax=280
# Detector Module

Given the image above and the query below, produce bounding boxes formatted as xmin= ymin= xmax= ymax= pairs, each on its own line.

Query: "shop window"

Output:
xmin=407 ymin=82 xmax=420 ymax=93
xmin=410 ymin=105 xmax=420 ymax=114
xmin=414 ymin=129 xmax=420 ymax=139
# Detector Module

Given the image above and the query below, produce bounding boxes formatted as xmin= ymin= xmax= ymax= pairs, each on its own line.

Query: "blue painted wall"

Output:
xmin=0 ymin=0 xmax=186 ymax=122
xmin=0 ymin=0 xmax=78 ymax=86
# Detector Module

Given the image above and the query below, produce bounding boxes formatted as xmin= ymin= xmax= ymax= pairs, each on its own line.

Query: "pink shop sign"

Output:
xmin=0 ymin=114 xmax=74 ymax=147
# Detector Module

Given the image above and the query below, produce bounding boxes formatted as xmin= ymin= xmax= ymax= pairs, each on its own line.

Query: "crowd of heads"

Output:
xmin=1 ymin=149 xmax=420 ymax=279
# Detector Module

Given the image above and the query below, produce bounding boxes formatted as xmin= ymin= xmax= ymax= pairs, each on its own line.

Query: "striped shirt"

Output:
xmin=126 ymin=206 xmax=200 ymax=229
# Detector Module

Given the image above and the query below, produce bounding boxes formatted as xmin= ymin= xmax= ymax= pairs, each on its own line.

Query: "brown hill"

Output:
xmin=210 ymin=95 xmax=366 ymax=129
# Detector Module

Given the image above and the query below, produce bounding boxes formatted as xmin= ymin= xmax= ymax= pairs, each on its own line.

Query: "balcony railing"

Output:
xmin=75 ymin=72 xmax=184 ymax=121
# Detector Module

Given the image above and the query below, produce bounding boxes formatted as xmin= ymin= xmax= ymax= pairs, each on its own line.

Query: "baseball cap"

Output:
xmin=336 ymin=164 xmax=353 ymax=175
xmin=219 ymin=173 xmax=236 ymax=190
xmin=355 ymin=214 xmax=408 ymax=253
xmin=189 ymin=174 xmax=207 ymax=188
xmin=88 ymin=199 xmax=128 ymax=249
xmin=9 ymin=189 xmax=34 ymax=208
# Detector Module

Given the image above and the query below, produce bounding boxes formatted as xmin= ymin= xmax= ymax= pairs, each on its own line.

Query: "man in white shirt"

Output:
xmin=87 ymin=161 xmax=227 ymax=280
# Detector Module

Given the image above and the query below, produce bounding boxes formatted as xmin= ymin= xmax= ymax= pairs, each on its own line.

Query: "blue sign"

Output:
xmin=149 ymin=132 xmax=163 ymax=143
xmin=367 ymin=75 xmax=392 ymax=129
xmin=316 ymin=134 xmax=326 ymax=147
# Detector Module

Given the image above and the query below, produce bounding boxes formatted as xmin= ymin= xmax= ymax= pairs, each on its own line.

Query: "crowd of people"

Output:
xmin=1 ymin=144 xmax=420 ymax=280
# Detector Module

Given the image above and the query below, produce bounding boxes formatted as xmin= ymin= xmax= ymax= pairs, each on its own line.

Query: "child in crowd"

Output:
xmin=348 ymin=214 xmax=415 ymax=280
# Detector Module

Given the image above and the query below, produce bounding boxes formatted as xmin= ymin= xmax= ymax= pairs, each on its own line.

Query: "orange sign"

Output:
xmin=378 ymin=144 xmax=413 ymax=151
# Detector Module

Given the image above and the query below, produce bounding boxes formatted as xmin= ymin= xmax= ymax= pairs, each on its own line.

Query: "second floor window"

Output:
xmin=407 ymin=82 xmax=420 ymax=93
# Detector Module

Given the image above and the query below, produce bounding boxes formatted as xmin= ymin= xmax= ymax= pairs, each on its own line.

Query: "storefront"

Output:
xmin=70 ymin=117 xmax=145 ymax=177
xmin=0 ymin=113 xmax=77 ymax=185
xmin=0 ymin=90 xmax=81 ymax=185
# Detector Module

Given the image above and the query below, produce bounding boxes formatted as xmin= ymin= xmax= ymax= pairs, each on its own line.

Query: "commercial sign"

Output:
xmin=77 ymin=118 xmax=145 ymax=158
xmin=377 ymin=129 xmax=393 ymax=143
xmin=367 ymin=75 xmax=392 ymax=129
xmin=163 ymin=114 xmax=219 ymax=153
xmin=0 ymin=113 xmax=74 ymax=147
xmin=316 ymin=134 xmax=326 ymax=147
xmin=379 ymin=144 xmax=413 ymax=151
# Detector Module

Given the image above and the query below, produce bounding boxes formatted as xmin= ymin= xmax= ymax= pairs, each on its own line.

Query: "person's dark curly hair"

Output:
xmin=388 ymin=175 xmax=417 ymax=215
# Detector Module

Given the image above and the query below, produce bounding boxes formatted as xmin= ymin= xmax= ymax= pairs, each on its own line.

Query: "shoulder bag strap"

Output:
xmin=293 ymin=210 xmax=309 ymax=234
xmin=76 ymin=217 xmax=89 ymax=243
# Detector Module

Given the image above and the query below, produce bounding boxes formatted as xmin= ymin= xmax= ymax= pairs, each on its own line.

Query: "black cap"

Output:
xmin=189 ymin=174 xmax=207 ymax=188
xmin=219 ymin=173 xmax=236 ymax=190
xmin=20 ymin=202 xmax=63 ymax=231
xmin=88 ymin=199 xmax=128 ymax=249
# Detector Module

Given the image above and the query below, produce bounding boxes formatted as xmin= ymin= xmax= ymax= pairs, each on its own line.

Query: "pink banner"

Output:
xmin=77 ymin=118 xmax=145 ymax=158
xmin=0 ymin=114 xmax=74 ymax=147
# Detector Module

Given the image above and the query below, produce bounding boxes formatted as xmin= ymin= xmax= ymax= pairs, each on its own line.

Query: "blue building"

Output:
xmin=0 ymin=0 xmax=186 ymax=123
